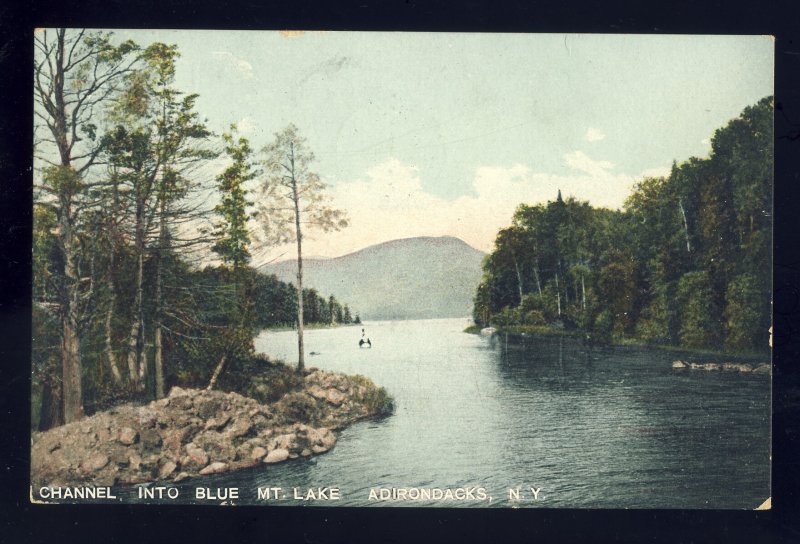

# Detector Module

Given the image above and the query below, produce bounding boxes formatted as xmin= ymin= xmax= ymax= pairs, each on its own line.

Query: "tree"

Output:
xmin=212 ymin=125 xmax=257 ymax=271
xmin=255 ymin=124 xmax=348 ymax=371
xmin=102 ymin=42 xmax=215 ymax=396
xmin=34 ymin=29 xmax=140 ymax=422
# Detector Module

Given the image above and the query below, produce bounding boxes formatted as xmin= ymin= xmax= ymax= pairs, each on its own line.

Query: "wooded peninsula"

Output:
xmin=473 ymin=97 xmax=772 ymax=356
xmin=32 ymin=30 xmax=364 ymax=432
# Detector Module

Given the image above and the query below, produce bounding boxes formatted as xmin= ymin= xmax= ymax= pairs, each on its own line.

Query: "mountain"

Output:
xmin=260 ymin=236 xmax=485 ymax=320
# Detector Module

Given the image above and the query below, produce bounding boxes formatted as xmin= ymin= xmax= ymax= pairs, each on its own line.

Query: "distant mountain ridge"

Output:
xmin=260 ymin=236 xmax=485 ymax=320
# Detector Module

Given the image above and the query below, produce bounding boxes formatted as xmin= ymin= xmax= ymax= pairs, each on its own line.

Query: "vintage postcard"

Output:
xmin=31 ymin=30 xmax=773 ymax=508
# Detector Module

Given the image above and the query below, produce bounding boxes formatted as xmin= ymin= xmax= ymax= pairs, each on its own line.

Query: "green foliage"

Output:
xmin=475 ymin=97 xmax=772 ymax=354
xmin=217 ymin=354 xmax=305 ymax=404
xmin=724 ymin=274 xmax=766 ymax=350
xmin=32 ymin=31 xmax=365 ymax=429
xmin=591 ymin=310 xmax=615 ymax=344
xmin=212 ymin=125 xmax=258 ymax=270
xmin=675 ymin=271 xmax=719 ymax=349
xmin=350 ymin=375 xmax=395 ymax=415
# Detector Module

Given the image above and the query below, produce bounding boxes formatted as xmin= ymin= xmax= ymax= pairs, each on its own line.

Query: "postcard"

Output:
xmin=30 ymin=30 xmax=773 ymax=508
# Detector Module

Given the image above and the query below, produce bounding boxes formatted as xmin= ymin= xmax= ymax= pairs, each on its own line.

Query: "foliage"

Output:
xmin=212 ymin=125 xmax=258 ymax=270
xmin=475 ymin=97 xmax=772 ymax=354
xmin=350 ymin=375 xmax=395 ymax=416
xmin=31 ymin=31 xmax=360 ymax=428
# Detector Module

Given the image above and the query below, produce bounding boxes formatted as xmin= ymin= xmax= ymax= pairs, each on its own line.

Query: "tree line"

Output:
xmin=33 ymin=29 xmax=352 ymax=430
xmin=473 ymin=97 xmax=772 ymax=354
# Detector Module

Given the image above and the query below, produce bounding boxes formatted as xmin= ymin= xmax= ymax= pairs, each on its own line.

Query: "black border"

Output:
xmin=2 ymin=1 xmax=799 ymax=542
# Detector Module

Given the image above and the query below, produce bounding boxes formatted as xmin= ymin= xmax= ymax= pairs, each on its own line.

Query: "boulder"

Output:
xmin=263 ymin=448 xmax=290 ymax=464
xmin=672 ymin=361 xmax=688 ymax=369
xmin=158 ymin=460 xmax=177 ymax=479
xmin=250 ymin=446 xmax=268 ymax=460
xmin=31 ymin=368 xmax=392 ymax=489
xmin=184 ymin=443 xmax=209 ymax=467
xmin=81 ymin=453 xmax=109 ymax=473
xmin=325 ymin=388 xmax=346 ymax=406
xmin=199 ymin=462 xmax=229 ymax=476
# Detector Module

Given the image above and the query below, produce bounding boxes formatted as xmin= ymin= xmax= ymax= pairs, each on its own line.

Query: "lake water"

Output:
xmin=127 ymin=317 xmax=771 ymax=508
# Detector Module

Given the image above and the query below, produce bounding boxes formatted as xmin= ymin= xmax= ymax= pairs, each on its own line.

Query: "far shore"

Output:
xmin=261 ymin=322 xmax=362 ymax=332
xmin=465 ymin=324 xmax=770 ymax=362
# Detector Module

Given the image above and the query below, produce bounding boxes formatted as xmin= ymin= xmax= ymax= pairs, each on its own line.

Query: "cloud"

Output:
xmin=211 ymin=51 xmax=254 ymax=79
xmin=563 ymin=150 xmax=614 ymax=177
xmin=585 ymin=127 xmax=606 ymax=142
xmin=276 ymin=152 xmax=651 ymax=259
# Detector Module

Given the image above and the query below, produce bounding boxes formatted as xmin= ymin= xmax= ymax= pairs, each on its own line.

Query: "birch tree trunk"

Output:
xmin=104 ymin=252 xmax=123 ymax=385
xmin=678 ymin=198 xmax=692 ymax=253
xmin=513 ymin=256 xmax=524 ymax=304
xmin=291 ymin=142 xmax=306 ymax=372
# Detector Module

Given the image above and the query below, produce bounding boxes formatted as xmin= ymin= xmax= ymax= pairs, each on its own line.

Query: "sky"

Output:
xmin=107 ymin=30 xmax=773 ymax=262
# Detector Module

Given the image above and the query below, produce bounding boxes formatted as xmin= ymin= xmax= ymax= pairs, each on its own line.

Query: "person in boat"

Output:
xmin=359 ymin=328 xmax=372 ymax=348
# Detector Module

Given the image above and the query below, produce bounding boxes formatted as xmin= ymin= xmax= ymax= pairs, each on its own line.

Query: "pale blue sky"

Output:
xmin=105 ymin=31 xmax=773 ymax=257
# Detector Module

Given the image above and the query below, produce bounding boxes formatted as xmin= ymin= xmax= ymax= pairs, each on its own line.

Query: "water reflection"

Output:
xmin=112 ymin=318 xmax=769 ymax=508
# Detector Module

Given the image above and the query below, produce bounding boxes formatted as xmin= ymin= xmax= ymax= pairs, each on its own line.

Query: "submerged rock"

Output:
xmin=673 ymin=360 xmax=769 ymax=374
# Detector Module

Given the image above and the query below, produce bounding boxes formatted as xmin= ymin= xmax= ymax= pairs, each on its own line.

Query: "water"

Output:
xmin=125 ymin=318 xmax=771 ymax=508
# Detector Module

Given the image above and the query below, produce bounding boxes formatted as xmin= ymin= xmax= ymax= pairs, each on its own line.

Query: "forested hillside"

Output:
xmin=32 ymin=30 xmax=354 ymax=430
xmin=474 ymin=97 xmax=772 ymax=354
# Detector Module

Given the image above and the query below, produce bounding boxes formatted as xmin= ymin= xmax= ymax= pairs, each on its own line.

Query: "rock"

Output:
xmin=230 ymin=458 xmax=260 ymax=470
xmin=118 ymin=427 xmax=139 ymax=445
xmin=31 ymin=368 xmax=392 ymax=488
xmin=139 ymin=428 xmax=162 ymax=450
xmin=263 ymin=448 xmax=290 ymax=464
xmin=129 ymin=452 xmax=142 ymax=471
xmin=81 ymin=453 xmax=109 ymax=473
xmin=271 ymin=433 xmax=296 ymax=451
xmin=158 ymin=460 xmax=177 ymax=479
xmin=722 ymin=363 xmax=749 ymax=372
xmin=198 ymin=462 xmax=228 ymax=475
xmin=307 ymin=385 xmax=328 ymax=400
xmin=162 ymin=427 xmax=191 ymax=454
xmin=194 ymin=431 xmax=236 ymax=461
xmin=250 ymin=446 xmax=268 ymax=460
xmin=204 ymin=415 xmax=231 ymax=431
xmin=184 ymin=443 xmax=209 ymax=467
xmin=313 ymin=428 xmax=336 ymax=450
xmin=196 ymin=398 xmax=223 ymax=419
xmin=325 ymin=388 xmax=346 ymax=406
xmin=169 ymin=386 xmax=188 ymax=398
xmin=672 ymin=361 xmax=688 ymax=369
xmin=703 ymin=363 xmax=721 ymax=371
xmin=752 ymin=364 xmax=771 ymax=374
xmin=226 ymin=417 xmax=252 ymax=438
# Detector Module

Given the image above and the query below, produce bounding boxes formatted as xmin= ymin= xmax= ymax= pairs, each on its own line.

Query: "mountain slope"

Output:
xmin=260 ymin=236 xmax=485 ymax=320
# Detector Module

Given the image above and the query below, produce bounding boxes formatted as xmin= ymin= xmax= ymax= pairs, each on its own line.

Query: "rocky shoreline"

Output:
xmin=671 ymin=360 xmax=770 ymax=374
xmin=31 ymin=368 xmax=392 ymax=489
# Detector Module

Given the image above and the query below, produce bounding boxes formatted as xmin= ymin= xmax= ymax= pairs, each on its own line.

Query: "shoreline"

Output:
xmin=260 ymin=322 xmax=362 ymax=332
xmin=465 ymin=324 xmax=770 ymax=362
xmin=31 ymin=366 xmax=393 ymax=489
